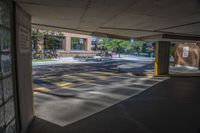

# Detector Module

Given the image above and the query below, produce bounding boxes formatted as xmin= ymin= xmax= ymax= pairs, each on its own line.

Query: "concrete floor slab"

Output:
xmin=33 ymin=61 xmax=167 ymax=126
xmin=34 ymin=75 xmax=166 ymax=126
xmin=29 ymin=77 xmax=200 ymax=133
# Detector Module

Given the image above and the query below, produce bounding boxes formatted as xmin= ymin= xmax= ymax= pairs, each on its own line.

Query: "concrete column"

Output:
xmin=154 ymin=41 xmax=171 ymax=76
xmin=86 ymin=37 xmax=92 ymax=52
xmin=68 ymin=37 xmax=72 ymax=52
xmin=66 ymin=36 xmax=71 ymax=53
xmin=199 ymin=43 xmax=200 ymax=70
xmin=15 ymin=3 xmax=34 ymax=132
xmin=65 ymin=34 xmax=71 ymax=53
xmin=62 ymin=37 xmax=67 ymax=51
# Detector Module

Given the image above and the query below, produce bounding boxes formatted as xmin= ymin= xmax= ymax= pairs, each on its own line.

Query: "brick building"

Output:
xmin=32 ymin=32 xmax=96 ymax=57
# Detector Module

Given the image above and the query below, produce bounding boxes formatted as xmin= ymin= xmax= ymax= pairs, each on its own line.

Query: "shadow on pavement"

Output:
xmin=29 ymin=77 xmax=200 ymax=133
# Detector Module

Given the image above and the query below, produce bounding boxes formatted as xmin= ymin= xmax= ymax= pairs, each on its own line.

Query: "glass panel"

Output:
xmin=1 ymin=53 xmax=12 ymax=78
xmin=0 ymin=1 xmax=16 ymax=133
xmin=0 ymin=27 xmax=2 ymax=50
xmin=1 ymin=30 xmax=11 ymax=53
xmin=0 ymin=106 xmax=5 ymax=132
xmin=2 ymin=76 xmax=13 ymax=101
xmin=6 ymin=120 xmax=15 ymax=133
xmin=0 ymin=1 xmax=10 ymax=28
xmin=0 ymin=81 xmax=2 ymax=105
xmin=52 ymin=37 xmax=61 ymax=50
xmin=4 ymin=98 xmax=14 ymax=125
xmin=71 ymin=37 xmax=86 ymax=51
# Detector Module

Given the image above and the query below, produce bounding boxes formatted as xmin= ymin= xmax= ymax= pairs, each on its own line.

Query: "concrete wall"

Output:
xmin=15 ymin=4 xmax=34 ymax=132
xmin=154 ymin=41 xmax=171 ymax=75
xmin=175 ymin=43 xmax=200 ymax=68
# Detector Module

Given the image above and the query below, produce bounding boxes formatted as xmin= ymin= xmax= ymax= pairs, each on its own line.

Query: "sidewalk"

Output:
xmin=169 ymin=65 xmax=200 ymax=76
xmin=32 ymin=57 xmax=89 ymax=67
xmin=32 ymin=56 xmax=154 ymax=67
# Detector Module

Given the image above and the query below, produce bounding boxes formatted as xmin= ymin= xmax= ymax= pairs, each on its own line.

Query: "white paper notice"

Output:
xmin=182 ymin=47 xmax=189 ymax=58
xmin=19 ymin=26 xmax=31 ymax=54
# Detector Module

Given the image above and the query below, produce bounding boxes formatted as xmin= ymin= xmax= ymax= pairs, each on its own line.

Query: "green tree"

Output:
xmin=32 ymin=28 xmax=64 ymax=51
xmin=110 ymin=39 xmax=132 ymax=57
xmin=98 ymin=38 xmax=112 ymax=51
xmin=92 ymin=37 xmax=148 ymax=57
xmin=98 ymin=38 xmax=132 ymax=57
xmin=130 ymin=41 xmax=145 ymax=55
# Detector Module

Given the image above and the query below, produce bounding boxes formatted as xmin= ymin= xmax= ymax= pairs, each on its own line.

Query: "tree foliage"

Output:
xmin=32 ymin=28 xmax=64 ymax=51
xmin=98 ymin=38 xmax=131 ymax=52
xmin=97 ymin=37 xmax=150 ymax=54
xmin=129 ymin=41 xmax=145 ymax=53
xmin=32 ymin=28 xmax=64 ymax=37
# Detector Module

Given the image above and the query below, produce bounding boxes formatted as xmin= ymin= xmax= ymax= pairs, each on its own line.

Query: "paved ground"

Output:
xmin=33 ymin=60 xmax=166 ymax=126
xmin=29 ymin=77 xmax=200 ymax=133
xmin=169 ymin=66 xmax=200 ymax=76
xmin=32 ymin=60 xmax=155 ymax=95
xmin=33 ymin=56 xmax=200 ymax=76
xmin=32 ymin=56 xmax=155 ymax=66
xmin=32 ymin=58 xmax=200 ymax=133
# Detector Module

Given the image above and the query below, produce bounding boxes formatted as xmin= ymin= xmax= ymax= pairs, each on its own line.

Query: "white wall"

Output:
xmin=15 ymin=3 xmax=34 ymax=132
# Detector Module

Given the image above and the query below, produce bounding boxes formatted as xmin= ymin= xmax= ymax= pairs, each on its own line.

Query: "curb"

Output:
xmin=131 ymin=72 xmax=200 ymax=77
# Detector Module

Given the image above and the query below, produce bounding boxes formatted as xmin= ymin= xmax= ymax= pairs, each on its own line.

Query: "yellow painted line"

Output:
xmin=79 ymin=73 xmax=94 ymax=76
xmin=80 ymin=72 xmax=110 ymax=80
xmin=131 ymin=73 xmax=154 ymax=77
xmin=63 ymin=75 xmax=95 ymax=83
xmin=54 ymin=82 xmax=75 ymax=88
xmin=97 ymin=76 xmax=109 ymax=80
xmin=90 ymin=71 xmax=118 ymax=76
xmin=33 ymin=92 xmax=40 ymax=95
xmin=34 ymin=86 xmax=51 ymax=93
xmin=33 ymin=83 xmax=53 ymax=92
xmin=130 ymin=72 xmax=169 ymax=78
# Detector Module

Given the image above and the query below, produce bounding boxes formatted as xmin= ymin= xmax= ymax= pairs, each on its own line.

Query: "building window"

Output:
xmin=44 ymin=36 xmax=64 ymax=50
xmin=0 ymin=1 xmax=17 ymax=133
xmin=71 ymin=37 xmax=87 ymax=51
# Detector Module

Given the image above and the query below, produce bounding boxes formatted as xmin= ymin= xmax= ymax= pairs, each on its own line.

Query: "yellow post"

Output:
xmin=154 ymin=41 xmax=171 ymax=76
xmin=154 ymin=44 xmax=159 ymax=76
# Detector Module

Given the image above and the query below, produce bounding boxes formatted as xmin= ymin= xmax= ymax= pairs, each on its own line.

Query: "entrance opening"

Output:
xmin=31 ymin=28 xmax=167 ymax=126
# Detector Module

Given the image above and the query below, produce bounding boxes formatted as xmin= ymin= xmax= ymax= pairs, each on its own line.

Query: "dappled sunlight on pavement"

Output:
xmin=32 ymin=61 xmax=167 ymax=126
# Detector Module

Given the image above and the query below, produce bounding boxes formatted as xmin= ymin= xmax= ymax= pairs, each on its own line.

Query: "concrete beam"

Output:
xmin=139 ymin=34 xmax=200 ymax=43
xmin=162 ymin=34 xmax=200 ymax=42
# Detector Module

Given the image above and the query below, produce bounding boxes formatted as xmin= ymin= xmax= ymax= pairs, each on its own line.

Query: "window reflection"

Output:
xmin=1 ymin=54 xmax=12 ymax=78
xmin=5 ymin=98 xmax=15 ymax=125
xmin=3 ymin=76 xmax=13 ymax=101
xmin=0 ymin=82 xmax=2 ymax=105
xmin=6 ymin=120 xmax=15 ymax=133
xmin=71 ymin=37 xmax=87 ymax=51
xmin=0 ymin=30 xmax=11 ymax=53
xmin=0 ymin=107 xmax=5 ymax=132
xmin=0 ymin=1 xmax=10 ymax=28
xmin=0 ymin=1 xmax=16 ymax=133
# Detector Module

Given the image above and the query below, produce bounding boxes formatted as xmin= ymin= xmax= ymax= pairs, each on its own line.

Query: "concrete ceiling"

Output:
xmin=15 ymin=0 xmax=200 ymax=41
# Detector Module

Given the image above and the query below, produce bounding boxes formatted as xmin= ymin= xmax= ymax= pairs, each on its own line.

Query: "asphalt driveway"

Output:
xmin=32 ymin=60 xmax=167 ymax=126
xmin=29 ymin=77 xmax=200 ymax=133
